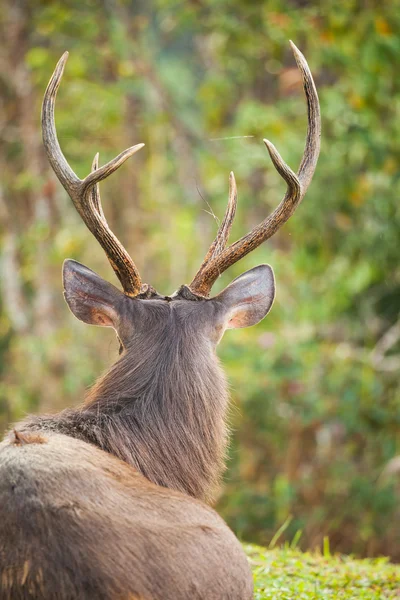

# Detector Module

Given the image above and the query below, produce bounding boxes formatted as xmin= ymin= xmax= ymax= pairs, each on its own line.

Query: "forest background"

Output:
xmin=1 ymin=0 xmax=399 ymax=560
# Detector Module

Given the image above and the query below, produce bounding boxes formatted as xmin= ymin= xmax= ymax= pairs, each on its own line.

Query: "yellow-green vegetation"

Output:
xmin=246 ymin=545 xmax=400 ymax=599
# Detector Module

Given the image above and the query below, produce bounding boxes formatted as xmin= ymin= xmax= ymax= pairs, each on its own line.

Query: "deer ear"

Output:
xmin=63 ymin=259 xmax=124 ymax=328
xmin=216 ymin=264 xmax=275 ymax=329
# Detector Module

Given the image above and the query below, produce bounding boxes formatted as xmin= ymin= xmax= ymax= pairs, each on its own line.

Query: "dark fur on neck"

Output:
xmin=21 ymin=313 xmax=229 ymax=502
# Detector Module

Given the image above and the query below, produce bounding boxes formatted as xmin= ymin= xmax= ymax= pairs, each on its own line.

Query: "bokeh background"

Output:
xmin=1 ymin=0 xmax=399 ymax=559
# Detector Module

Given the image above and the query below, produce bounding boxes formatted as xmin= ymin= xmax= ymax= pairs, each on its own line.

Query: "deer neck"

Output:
xmin=67 ymin=336 xmax=229 ymax=502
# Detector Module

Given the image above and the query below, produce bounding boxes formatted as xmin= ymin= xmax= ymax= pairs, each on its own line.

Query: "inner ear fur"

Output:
xmin=63 ymin=259 xmax=125 ymax=328
xmin=215 ymin=264 xmax=276 ymax=329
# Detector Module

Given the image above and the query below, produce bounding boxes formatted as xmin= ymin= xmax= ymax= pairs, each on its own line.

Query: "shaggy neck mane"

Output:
xmin=24 ymin=320 xmax=229 ymax=502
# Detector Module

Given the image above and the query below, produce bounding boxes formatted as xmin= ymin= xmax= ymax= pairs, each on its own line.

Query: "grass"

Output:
xmin=245 ymin=544 xmax=400 ymax=599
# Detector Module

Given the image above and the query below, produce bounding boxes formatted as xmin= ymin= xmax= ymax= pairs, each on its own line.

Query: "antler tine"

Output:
xmin=90 ymin=153 xmax=106 ymax=222
xmin=197 ymin=172 xmax=237 ymax=271
xmin=290 ymin=40 xmax=321 ymax=190
xmin=41 ymin=52 xmax=80 ymax=192
xmin=189 ymin=41 xmax=321 ymax=297
xmin=42 ymin=53 xmax=144 ymax=297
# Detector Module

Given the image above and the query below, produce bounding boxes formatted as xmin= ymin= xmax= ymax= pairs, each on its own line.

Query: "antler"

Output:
xmin=42 ymin=52 xmax=144 ymax=297
xmin=189 ymin=41 xmax=321 ymax=297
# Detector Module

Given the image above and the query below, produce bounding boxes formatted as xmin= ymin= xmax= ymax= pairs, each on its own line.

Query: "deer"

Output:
xmin=0 ymin=41 xmax=320 ymax=600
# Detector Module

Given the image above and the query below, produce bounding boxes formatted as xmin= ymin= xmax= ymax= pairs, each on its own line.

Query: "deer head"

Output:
xmin=39 ymin=42 xmax=320 ymax=502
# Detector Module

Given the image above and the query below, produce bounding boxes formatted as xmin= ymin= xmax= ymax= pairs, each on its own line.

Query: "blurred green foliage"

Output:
xmin=0 ymin=0 xmax=399 ymax=559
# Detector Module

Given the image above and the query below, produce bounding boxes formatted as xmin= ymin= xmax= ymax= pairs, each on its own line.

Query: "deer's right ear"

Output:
xmin=215 ymin=264 xmax=275 ymax=329
xmin=63 ymin=260 xmax=124 ymax=328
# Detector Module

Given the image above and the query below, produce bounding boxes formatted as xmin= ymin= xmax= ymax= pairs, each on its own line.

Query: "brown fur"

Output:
xmin=0 ymin=261 xmax=278 ymax=599
xmin=19 ymin=298 xmax=230 ymax=503
xmin=0 ymin=433 xmax=253 ymax=600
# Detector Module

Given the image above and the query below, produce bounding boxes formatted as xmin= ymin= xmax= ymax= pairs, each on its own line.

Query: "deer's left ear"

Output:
xmin=215 ymin=264 xmax=275 ymax=329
